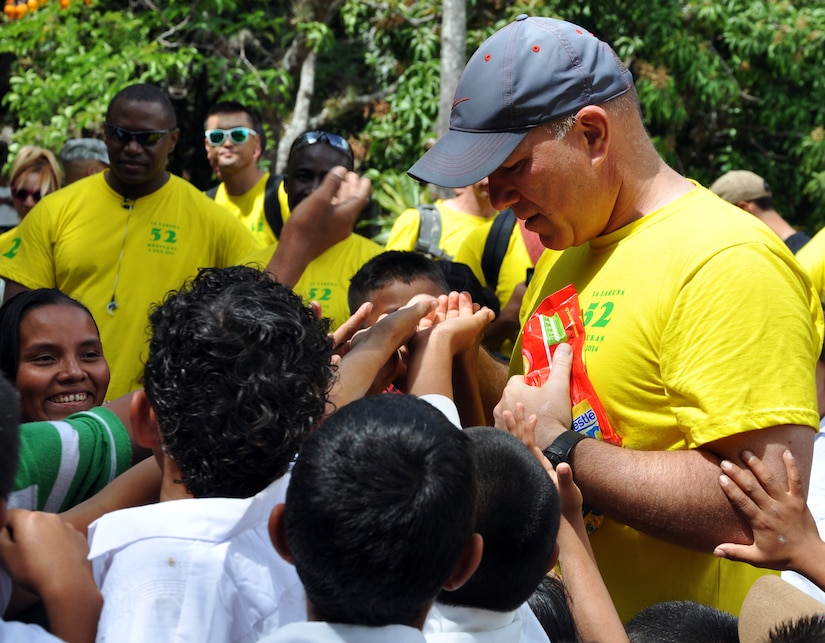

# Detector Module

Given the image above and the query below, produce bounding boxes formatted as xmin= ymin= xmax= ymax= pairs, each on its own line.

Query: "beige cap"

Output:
xmin=739 ymin=575 xmax=825 ymax=642
xmin=710 ymin=170 xmax=772 ymax=204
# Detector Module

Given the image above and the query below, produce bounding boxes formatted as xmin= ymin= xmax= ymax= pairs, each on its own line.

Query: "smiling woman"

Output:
xmin=0 ymin=288 xmax=110 ymax=422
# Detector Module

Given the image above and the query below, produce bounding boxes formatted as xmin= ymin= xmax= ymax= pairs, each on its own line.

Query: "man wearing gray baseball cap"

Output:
xmin=60 ymin=138 xmax=110 ymax=185
xmin=413 ymin=15 xmax=821 ymax=621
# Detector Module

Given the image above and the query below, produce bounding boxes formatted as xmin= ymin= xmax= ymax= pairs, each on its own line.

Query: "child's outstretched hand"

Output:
xmin=500 ymin=402 xmax=584 ymax=524
xmin=411 ymin=291 xmax=494 ymax=355
xmin=714 ymin=449 xmax=825 ymax=579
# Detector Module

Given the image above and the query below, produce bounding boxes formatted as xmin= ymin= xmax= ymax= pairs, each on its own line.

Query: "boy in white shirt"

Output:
xmin=265 ymin=394 xmax=483 ymax=642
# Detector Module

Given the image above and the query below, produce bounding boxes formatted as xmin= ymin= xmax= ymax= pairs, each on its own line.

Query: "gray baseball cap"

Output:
xmin=60 ymin=138 xmax=110 ymax=165
xmin=408 ymin=15 xmax=634 ymax=188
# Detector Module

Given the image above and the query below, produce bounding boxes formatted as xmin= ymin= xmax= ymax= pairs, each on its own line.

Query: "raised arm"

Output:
xmin=406 ymin=291 xmax=494 ymax=426
xmin=500 ymin=374 xmax=627 ymax=643
xmin=60 ymin=457 xmax=162 ymax=536
xmin=264 ymin=167 xmax=370 ymax=289
xmin=327 ymin=298 xmax=438 ymax=412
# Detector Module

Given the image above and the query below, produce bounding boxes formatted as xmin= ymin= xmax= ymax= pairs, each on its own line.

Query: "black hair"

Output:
xmin=284 ymin=394 xmax=478 ymax=627
xmin=347 ymin=250 xmax=450 ymax=314
xmin=205 ymin=101 xmax=266 ymax=152
xmin=107 ymin=83 xmax=177 ymax=127
xmin=625 ymin=600 xmax=739 ymax=643
xmin=287 ymin=130 xmax=354 ymax=172
xmin=143 ymin=265 xmax=333 ymax=499
xmin=769 ymin=614 xmax=825 ymax=642
xmin=0 ymin=373 xmax=21 ymax=499
xmin=436 ymin=262 xmax=500 ymax=317
xmin=0 ymin=289 xmax=98 ymax=383
xmin=527 ymin=575 xmax=581 ymax=643
xmin=438 ymin=426 xmax=560 ymax=612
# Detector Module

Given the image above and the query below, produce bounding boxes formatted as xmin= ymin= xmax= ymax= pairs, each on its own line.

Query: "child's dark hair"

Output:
xmin=347 ymin=250 xmax=449 ymax=314
xmin=284 ymin=394 xmax=478 ymax=627
xmin=625 ymin=600 xmax=739 ymax=643
xmin=527 ymin=574 xmax=581 ymax=643
xmin=144 ymin=265 xmax=333 ymax=499
xmin=438 ymin=426 xmax=561 ymax=612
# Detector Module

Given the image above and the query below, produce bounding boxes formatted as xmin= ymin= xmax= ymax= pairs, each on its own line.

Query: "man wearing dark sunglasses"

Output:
xmin=203 ymin=102 xmax=282 ymax=248
xmin=0 ymin=84 xmax=261 ymax=401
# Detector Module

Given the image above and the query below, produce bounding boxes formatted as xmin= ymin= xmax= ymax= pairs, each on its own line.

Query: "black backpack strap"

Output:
xmin=205 ymin=185 xmax=219 ymax=199
xmin=264 ymin=173 xmax=284 ymax=239
xmin=414 ymin=204 xmax=451 ymax=260
xmin=480 ymin=209 xmax=517 ymax=291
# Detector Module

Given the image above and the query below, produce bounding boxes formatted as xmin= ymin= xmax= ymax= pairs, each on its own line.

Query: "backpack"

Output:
xmin=413 ymin=204 xmax=452 ymax=260
xmin=206 ymin=172 xmax=285 ymax=238
xmin=414 ymin=204 xmax=516 ymax=290
xmin=480 ymin=208 xmax=517 ymax=293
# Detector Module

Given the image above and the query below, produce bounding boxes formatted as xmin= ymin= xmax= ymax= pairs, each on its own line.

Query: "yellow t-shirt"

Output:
xmin=212 ymin=172 xmax=277 ymax=248
xmin=244 ymin=182 xmax=383 ymax=330
xmin=512 ymin=184 xmax=822 ymax=620
xmin=0 ymin=172 xmax=260 ymax=400
xmin=795 ymin=226 xmax=825 ymax=302
xmin=384 ymin=200 xmax=493 ymax=259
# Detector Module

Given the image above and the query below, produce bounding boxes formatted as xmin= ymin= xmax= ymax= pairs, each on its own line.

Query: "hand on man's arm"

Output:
xmin=493 ymin=348 xmax=815 ymax=551
xmin=714 ymin=448 xmax=825 ymax=589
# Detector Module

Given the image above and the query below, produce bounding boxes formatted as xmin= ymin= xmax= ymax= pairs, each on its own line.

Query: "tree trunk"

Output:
xmin=277 ymin=49 xmax=317 ymax=174
xmin=435 ymin=0 xmax=466 ymax=195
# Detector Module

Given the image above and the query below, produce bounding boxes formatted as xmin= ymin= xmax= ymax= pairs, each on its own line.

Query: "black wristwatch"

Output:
xmin=542 ymin=430 xmax=590 ymax=468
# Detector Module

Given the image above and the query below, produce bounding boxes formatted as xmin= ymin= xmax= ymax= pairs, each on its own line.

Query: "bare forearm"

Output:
xmin=793 ymin=540 xmax=825 ymax=590
xmin=451 ymin=351 xmax=485 ymax=428
xmin=264 ymin=241 xmax=310 ymax=289
xmin=61 ymin=457 xmax=162 ymax=536
xmin=477 ymin=347 xmax=509 ymax=425
xmin=407 ymin=341 xmax=453 ymax=400
xmin=43 ymin=584 xmax=102 ymax=643
xmin=570 ymin=440 xmax=752 ymax=550
xmin=557 ymin=520 xmax=627 ymax=642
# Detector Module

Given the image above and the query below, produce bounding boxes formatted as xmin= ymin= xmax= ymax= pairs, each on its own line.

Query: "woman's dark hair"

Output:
xmin=0 ymin=289 xmax=97 ymax=382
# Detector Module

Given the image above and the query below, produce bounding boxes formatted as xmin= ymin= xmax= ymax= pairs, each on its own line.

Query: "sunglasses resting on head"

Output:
xmin=289 ymin=131 xmax=353 ymax=166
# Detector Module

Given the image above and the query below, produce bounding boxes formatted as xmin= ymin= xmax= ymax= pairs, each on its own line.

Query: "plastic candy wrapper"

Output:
xmin=522 ymin=284 xmax=621 ymax=533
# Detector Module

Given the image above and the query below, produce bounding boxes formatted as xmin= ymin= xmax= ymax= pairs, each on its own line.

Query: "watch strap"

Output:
xmin=542 ymin=430 xmax=589 ymax=468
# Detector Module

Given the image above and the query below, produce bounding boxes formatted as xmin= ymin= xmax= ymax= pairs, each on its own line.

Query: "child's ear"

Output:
xmin=129 ymin=390 xmax=162 ymax=449
xmin=442 ymin=532 xmax=484 ymax=591
xmin=268 ymin=504 xmax=294 ymax=565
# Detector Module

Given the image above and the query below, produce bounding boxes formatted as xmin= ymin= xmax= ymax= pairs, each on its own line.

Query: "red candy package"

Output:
xmin=522 ymin=284 xmax=621 ymax=447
